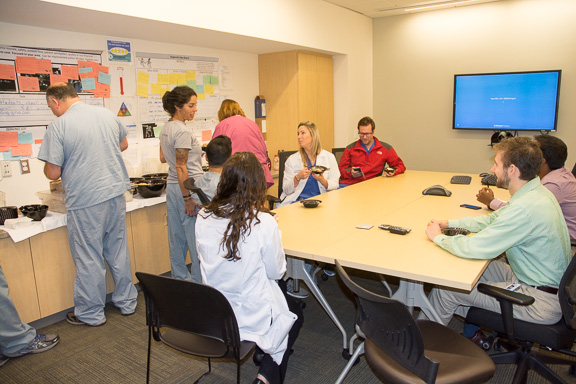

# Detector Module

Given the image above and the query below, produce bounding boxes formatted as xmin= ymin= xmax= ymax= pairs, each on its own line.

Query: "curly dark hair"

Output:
xmin=201 ymin=152 xmax=269 ymax=261
xmin=162 ymin=86 xmax=197 ymax=117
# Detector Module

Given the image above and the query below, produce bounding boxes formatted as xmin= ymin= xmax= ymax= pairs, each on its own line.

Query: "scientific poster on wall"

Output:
xmin=0 ymin=45 xmax=105 ymax=160
xmin=135 ymin=52 xmax=222 ymax=146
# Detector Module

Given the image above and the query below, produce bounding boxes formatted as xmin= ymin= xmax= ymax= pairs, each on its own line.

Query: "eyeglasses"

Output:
xmin=358 ymin=132 xmax=373 ymax=137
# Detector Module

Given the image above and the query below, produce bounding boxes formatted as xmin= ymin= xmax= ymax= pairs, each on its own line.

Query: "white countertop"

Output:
xmin=0 ymin=194 xmax=166 ymax=243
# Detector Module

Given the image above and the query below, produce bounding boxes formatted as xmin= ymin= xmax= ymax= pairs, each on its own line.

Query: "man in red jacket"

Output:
xmin=338 ymin=116 xmax=406 ymax=186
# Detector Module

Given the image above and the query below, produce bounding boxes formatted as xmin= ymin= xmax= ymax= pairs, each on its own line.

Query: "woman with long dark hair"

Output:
xmin=196 ymin=152 xmax=303 ymax=384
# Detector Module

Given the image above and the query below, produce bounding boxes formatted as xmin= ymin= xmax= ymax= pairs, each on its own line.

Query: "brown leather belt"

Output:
xmin=536 ymin=286 xmax=558 ymax=295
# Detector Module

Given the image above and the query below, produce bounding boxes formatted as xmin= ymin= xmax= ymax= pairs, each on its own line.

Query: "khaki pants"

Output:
xmin=424 ymin=258 xmax=562 ymax=326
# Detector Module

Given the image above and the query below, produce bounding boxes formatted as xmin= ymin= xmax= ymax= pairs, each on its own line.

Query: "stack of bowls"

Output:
xmin=0 ymin=206 xmax=19 ymax=225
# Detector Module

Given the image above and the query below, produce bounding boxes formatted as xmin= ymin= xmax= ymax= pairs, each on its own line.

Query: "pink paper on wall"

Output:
xmin=11 ymin=144 xmax=33 ymax=156
xmin=18 ymin=76 xmax=40 ymax=91
xmin=15 ymin=56 xmax=37 ymax=74
xmin=0 ymin=64 xmax=16 ymax=80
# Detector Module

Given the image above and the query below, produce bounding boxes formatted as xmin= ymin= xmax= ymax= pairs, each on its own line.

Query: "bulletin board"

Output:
xmin=135 ymin=52 xmax=221 ymax=147
xmin=0 ymin=45 xmax=106 ymax=160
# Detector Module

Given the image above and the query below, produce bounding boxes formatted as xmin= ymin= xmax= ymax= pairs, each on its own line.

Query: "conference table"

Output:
xmin=274 ymin=170 xmax=508 ymax=351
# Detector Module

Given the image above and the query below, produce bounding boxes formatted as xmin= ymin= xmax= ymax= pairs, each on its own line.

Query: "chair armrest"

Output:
xmin=477 ymin=283 xmax=535 ymax=306
xmin=266 ymin=195 xmax=281 ymax=210
xmin=476 ymin=283 xmax=535 ymax=346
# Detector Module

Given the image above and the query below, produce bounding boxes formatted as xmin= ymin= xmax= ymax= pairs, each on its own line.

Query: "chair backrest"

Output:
xmin=331 ymin=147 xmax=345 ymax=165
xmin=559 ymin=253 xmax=576 ymax=329
xmin=278 ymin=150 xmax=298 ymax=197
xmin=136 ymin=272 xmax=241 ymax=352
xmin=335 ymin=261 xmax=439 ymax=384
xmin=188 ymin=186 xmax=211 ymax=205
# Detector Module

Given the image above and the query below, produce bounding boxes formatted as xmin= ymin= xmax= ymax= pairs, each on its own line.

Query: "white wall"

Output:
xmin=373 ymin=0 xmax=576 ymax=174
xmin=0 ymin=0 xmax=373 ymax=207
xmin=0 ymin=23 xmax=260 ymax=206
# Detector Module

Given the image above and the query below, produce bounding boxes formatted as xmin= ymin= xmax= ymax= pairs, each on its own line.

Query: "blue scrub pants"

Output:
xmin=0 ymin=265 xmax=36 ymax=355
xmin=67 ymin=194 xmax=138 ymax=325
xmin=166 ymin=183 xmax=201 ymax=282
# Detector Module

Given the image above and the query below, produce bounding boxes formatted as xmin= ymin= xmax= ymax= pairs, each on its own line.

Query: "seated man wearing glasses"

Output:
xmin=338 ymin=116 xmax=406 ymax=186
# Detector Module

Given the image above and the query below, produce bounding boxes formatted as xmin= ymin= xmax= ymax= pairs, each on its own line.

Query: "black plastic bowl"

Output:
xmin=142 ymin=173 xmax=168 ymax=180
xmin=136 ymin=179 xmax=166 ymax=198
xmin=300 ymin=199 xmax=321 ymax=208
xmin=19 ymin=204 xmax=49 ymax=221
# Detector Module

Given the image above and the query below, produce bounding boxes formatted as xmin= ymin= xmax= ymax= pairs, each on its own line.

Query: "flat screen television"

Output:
xmin=453 ymin=70 xmax=561 ymax=131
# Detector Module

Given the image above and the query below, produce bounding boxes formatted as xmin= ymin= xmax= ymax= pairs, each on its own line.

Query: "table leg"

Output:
xmin=392 ymin=280 xmax=443 ymax=323
xmin=286 ymin=256 xmax=348 ymax=350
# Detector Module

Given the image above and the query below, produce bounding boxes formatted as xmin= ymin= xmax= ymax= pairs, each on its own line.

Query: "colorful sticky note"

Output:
xmin=186 ymin=70 xmax=196 ymax=81
xmin=137 ymin=84 xmax=149 ymax=97
xmin=11 ymin=144 xmax=32 ymax=156
xmin=81 ymin=77 xmax=96 ymax=90
xmin=50 ymin=74 xmax=67 ymax=85
xmin=196 ymin=85 xmax=204 ymax=93
xmin=18 ymin=132 xmax=33 ymax=144
xmin=0 ymin=64 xmax=16 ymax=80
xmin=202 ymin=130 xmax=212 ymax=141
xmin=157 ymin=73 xmax=170 ymax=85
xmin=0 ymin=131 xmax=18 ymax=146
xmin=15 ymin=56 xmax=38 ymax=74
xmin=17 ymin=76 xmax=40 ymax=91
xmin=61 ymin=65 xmax=79 ymax=80
xmin=37 ymin=59 xmax=52 ymax=74
xmin=98 ymin=72 xmax=112 ymax=85
xmin=137 ymin=71 xmax=150 ymax=84
xmin=187 ymin=80 xmax=196 ymax=89
xmin=151 ymin=83 xmax=164 ymax=95
xmin=204 ymin=85 xmax=215 ymax=95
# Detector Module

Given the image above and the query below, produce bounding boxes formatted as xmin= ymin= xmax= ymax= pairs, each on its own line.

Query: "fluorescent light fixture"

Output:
xmin=404 ymin=0 xmax=478 ymax=12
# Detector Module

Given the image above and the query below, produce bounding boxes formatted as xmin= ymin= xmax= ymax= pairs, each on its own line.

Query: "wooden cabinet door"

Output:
xmin=130 ymin=203 xmax=171 ymax=276
xmin=0 ymin=237 xmax=40 ymax=323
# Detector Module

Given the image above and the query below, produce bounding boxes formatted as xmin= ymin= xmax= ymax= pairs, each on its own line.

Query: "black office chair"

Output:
xmin=335 ymin=261 xmax=495 ymax=384
xmin=266 ymin=150 xmax=297 ymax=210
xmin=332 ymin=147 xmax=345 ymax=165
xmin=183 ymin=178 xmax=211 ymax=205
xmin=136 ymin=272 xmax=255 ymax=384
xmin=466 ymin=255 xmax=576 ymax=384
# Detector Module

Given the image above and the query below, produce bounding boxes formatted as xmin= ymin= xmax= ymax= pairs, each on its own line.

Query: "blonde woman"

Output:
xmin=279 ymin=121 xmax=340 ymax=206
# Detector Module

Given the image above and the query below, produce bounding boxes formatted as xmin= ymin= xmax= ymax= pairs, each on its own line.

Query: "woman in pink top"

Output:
xmin=213 ymin=99 xmax=274 ymax=188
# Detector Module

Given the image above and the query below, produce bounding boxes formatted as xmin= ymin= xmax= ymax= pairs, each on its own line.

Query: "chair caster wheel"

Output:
xmin=341 ymin=349 xmax=360 ymax=365
xmin=321 ymin=273 xmax=329 ymax=281
xmin=481 ymin=335 xmax=495 ymax=351
xmin=299 ymin=301 xmax=306 ymax=309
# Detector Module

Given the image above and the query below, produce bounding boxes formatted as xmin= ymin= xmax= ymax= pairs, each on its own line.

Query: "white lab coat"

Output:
xmin=196 ymin=209 xmax=296 ymax=364
xmin=279 ymin=149 xmax=340 ymax=207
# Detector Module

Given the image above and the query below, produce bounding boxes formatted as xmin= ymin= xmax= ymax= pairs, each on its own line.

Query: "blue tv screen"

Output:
xmin=453 ymin=70 xmax=561 ymax=131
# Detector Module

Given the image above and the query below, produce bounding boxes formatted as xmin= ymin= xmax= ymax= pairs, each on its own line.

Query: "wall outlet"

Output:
xmin=1 ymin=161 xmax=11 ymax=177
xmin=20 ymin=159 xmax=30 ymax=174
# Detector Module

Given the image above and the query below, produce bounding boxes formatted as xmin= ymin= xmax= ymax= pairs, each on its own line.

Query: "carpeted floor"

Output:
xmin=1 ymin=269 xmax=575 ymax=383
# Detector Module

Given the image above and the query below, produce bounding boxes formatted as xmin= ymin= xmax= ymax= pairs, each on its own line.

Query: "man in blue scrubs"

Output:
xmin=38 ymin=83 xmax=137 ymax=327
